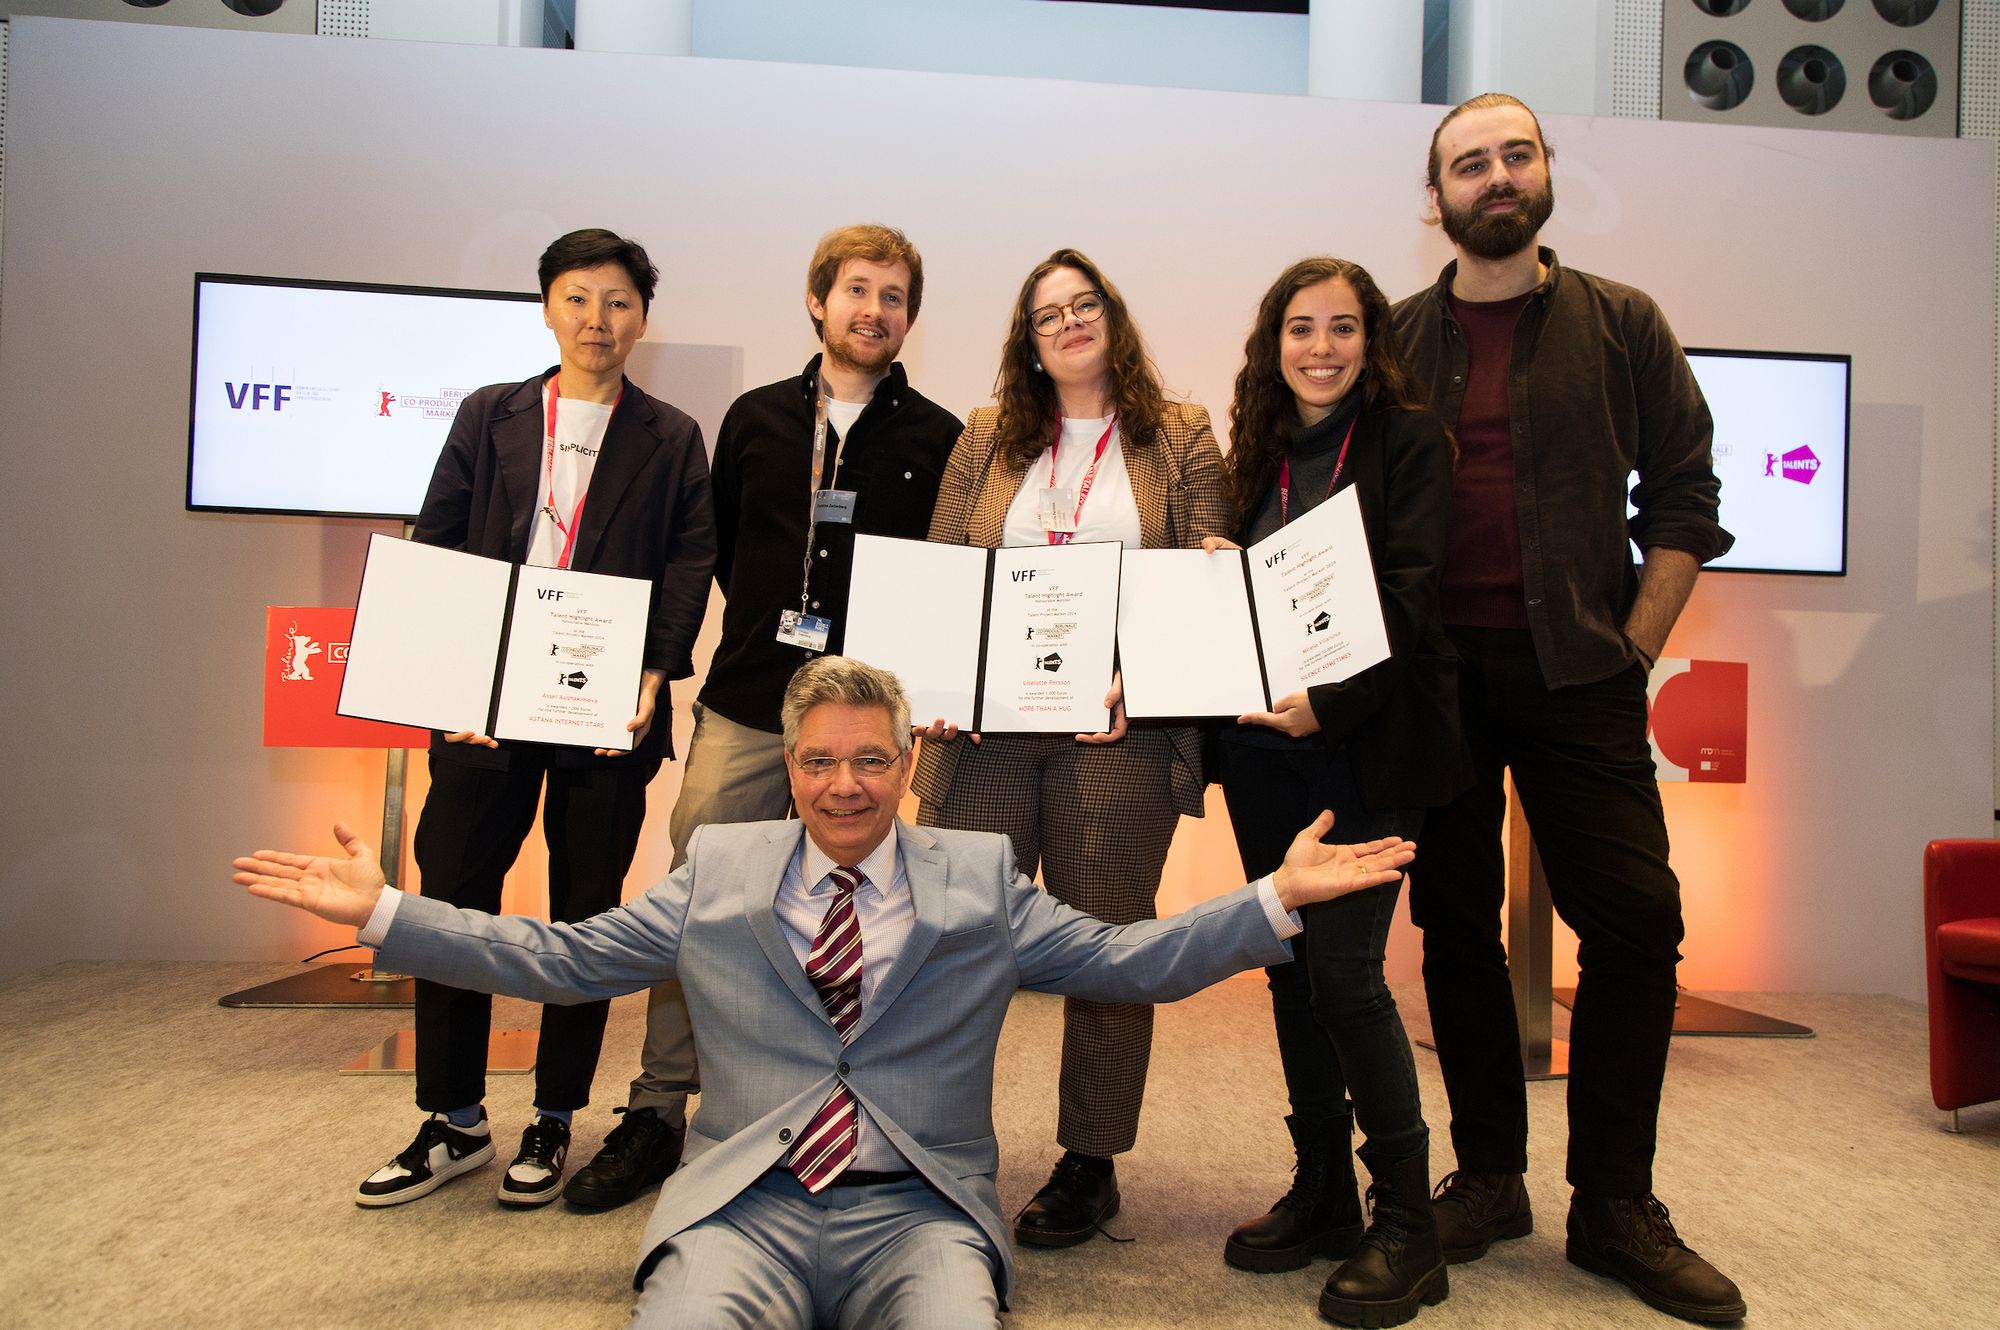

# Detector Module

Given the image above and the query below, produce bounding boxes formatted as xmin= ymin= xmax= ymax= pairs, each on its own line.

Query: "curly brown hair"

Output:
xmin=993 ymin=249 xmax=1165 ymax=466
xmin=1225 ymin=257 xmax=1423 ymax=528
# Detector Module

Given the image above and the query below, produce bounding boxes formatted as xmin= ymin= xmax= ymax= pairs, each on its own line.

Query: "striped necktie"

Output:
xmin=787 ymin=864 xmax=864 ymax=1192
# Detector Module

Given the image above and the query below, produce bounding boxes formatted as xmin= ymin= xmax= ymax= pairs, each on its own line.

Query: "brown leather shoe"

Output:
xmin=1014 ymin=1153 xmax=1119 ymax=1248
xmin=1429 ymin=1170 xmax=1532 ymax=1263
xmin=1566 ymin=1191 xmax=1746 ymax=1324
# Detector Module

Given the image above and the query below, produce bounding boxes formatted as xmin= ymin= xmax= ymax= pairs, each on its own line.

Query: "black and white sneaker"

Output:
xmin=355 ymin=1112 xmax=495 ymax=1208
xmin=498 ymin=1116 xmax=571 ymax=1208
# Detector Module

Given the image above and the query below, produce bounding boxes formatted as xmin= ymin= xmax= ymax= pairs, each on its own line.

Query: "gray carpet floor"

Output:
xmin=1 ymin=961 xmax=1995 ymax=1329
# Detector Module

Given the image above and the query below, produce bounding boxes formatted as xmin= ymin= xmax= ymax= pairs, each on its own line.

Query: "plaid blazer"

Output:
xmin=913 ymin=400 xmax=1231 ymax=816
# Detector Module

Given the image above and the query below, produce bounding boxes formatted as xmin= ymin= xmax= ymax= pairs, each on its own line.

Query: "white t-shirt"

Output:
xmin=822 ymin=396 xmax=868 ymax=484
xmin=525 ymin=388 xmax=614 ymax=568
xmin=1002 ymin=416 xmax=1142 ymax=548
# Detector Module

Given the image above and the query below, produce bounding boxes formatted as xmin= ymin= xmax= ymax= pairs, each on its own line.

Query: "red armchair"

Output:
xmin=1923 ymin=839 xmax=2000 ymax=1130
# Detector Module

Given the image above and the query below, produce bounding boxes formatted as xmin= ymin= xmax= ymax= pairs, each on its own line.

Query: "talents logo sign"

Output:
xmin=1762 ymin=444 xmax=1821 ymax=485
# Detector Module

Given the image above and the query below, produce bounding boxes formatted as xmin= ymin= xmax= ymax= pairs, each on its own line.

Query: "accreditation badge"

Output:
xmin=813 ymin=489 xmax=859 ymax=524
xmin=776 ymin=610 xmax=832 ymax=653
xmin=1038 ymin=487 xmax=1078 ymax=533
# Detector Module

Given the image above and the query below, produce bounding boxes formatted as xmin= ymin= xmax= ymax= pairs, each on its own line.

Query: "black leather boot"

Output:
xmin=1224 ymin=1114 xmax=1365 ymax=1273
xmin=1566 ymin=1190 xmax=1746 ymax=1323
xmin=1318 ymin=1147 xmax=1449 ymax=1328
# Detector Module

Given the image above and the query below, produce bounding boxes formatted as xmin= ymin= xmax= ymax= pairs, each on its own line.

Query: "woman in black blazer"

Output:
xmin=363 ymin=229 xmax=715 ymax=1213
xmin=1207 ymin=258 xmax=1468 ymax=1328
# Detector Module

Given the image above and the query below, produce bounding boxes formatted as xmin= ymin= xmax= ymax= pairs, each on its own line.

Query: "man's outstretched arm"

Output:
xmin=1012 ymin=811 xmax=1417 ymax=1004
xmin=236 ymin=821 xmax=693 ymax=1002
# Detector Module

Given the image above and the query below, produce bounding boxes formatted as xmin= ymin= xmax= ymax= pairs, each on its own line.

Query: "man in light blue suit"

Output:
xmin=237 ymin=657 xmax=1416 ymax=1329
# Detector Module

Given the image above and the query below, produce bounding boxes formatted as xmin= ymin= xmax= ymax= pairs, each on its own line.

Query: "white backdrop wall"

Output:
xmin=0 ymin=17 xmax=1989 ymax=1000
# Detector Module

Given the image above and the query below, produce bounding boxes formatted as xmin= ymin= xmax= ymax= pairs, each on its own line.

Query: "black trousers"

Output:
xmin=1218 ymin=738 xmax=1427 ymax=1166
xmin=411 ymin=751 xmax=660 ymax=1113
xmin=1410 ymin=626 xmax=1684 ymax=1195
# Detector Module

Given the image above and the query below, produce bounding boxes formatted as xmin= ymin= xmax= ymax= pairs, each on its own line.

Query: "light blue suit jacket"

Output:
xmin=375 ymin=818 xmax=1291 ymax=1298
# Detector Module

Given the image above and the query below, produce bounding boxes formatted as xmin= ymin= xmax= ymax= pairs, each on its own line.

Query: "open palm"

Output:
xmin=232 ymin=821 xmax=388 ymax=927
xmin=1271 ymin=810 xmax=1417 ymax=911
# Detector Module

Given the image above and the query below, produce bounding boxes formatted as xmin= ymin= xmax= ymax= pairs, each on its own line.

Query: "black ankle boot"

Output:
xmin=1318 ymin=1147 xmax=1448 ymax=1328
xmin=1224 ymin=1114 xmax=1365 ymax=1273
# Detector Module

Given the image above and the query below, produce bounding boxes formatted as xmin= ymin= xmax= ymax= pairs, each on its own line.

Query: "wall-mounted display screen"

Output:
xmin=186 ymin=274 xmax=551 ymax=519
xmin=1631 ymin=348 xmax=1851 ymax=576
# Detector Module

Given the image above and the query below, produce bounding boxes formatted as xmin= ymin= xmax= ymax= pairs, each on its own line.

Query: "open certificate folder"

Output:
xmin=843 ymin=536 xmax=1123 ymax=733
xmin=1119 ymin=486 xmax=1390 ymax=719
xmin=337 ymin=532 xmax=653 ymax=749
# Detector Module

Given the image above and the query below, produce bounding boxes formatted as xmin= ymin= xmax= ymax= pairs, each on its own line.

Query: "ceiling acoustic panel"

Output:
xmin=1 ymin=2 xmax=316 ymax=35
xmin=1661 ymin=0 xmax=1960 ymax=135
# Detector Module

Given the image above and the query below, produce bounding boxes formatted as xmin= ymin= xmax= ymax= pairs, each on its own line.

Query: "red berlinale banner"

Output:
xmin=1647 ymin=658 xmax=1747 ymax=784
xmin=264 ymin=606 xmax=429 ymax=749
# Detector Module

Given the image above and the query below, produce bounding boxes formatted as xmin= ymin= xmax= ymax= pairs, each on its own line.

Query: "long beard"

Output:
xmin=1441 ymin=180 xmax=1555 ymax=261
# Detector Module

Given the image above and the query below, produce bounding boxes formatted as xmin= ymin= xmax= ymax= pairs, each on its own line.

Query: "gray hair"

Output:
xmin=780 ymin=657 xmax=913 ymax=755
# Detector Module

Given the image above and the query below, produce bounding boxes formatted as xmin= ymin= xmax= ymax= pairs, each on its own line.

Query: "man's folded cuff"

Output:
xmin=357 ymin=887 xmax=403 ymax=947
xmin=1255 ymin=876 xmax=1303 ymax=939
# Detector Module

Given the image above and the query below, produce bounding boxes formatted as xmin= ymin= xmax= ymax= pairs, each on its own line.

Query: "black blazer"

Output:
xmin=412 ymin=369 xmax=717 ymax=768
xmin=1271 ymin=404 xmax=1472 ymax=811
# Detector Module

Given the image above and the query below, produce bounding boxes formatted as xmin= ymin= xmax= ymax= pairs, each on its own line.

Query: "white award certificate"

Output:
xmin=843 ymin=535 xmax=1121 ymax=732
xmin=981 ymin=543 xmax=1122 ymax=732
xmin=339 ymin=532 xmax=651 ymax=749
xmin=1118 ymin=488 xmax=1389 ymax=718
xmin=490 ymin=564 xmax=653 ymax=749
xmin=1117 ymin=548 xmax=1268 ymax=719
xmin=1245 ymin=486 xmax=1389 ymax=697
xmin=844 ymin=535 xmax=989 ymax=730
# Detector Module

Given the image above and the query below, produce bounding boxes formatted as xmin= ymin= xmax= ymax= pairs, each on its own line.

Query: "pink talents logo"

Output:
xmin=1764 ymin=444 xmax=1821 ymax=485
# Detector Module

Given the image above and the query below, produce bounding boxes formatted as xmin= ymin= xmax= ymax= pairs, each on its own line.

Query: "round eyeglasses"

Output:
xmin=1030 ymin=291 xmax=1107 ymax=337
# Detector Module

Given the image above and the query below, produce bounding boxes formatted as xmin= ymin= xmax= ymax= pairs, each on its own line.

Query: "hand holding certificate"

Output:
xmin=338 ymin=532 xmax=653 ymax=750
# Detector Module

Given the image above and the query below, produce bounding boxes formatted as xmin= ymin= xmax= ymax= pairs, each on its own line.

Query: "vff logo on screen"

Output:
xmin=224 ymin=382 xmax=293 ymax=410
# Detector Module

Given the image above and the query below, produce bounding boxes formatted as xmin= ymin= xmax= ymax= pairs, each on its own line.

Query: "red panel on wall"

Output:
xmin=264 ymin=606 xmax=428 ymax=749
xmin=1648 ymin=658 xmax=1747 ymax=784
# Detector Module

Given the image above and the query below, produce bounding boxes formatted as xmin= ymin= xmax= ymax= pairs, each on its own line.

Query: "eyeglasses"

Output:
xmin=792 ymin=752 xmax=906 ymax=780
xmin=1030 ymin=291 xmax=1107 ymax=337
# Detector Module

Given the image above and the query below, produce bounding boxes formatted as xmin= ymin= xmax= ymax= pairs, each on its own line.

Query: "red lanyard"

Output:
xmin=1045 ymin=415 xmax=1117 ymax=545
xmin=543 ymin=374 xmax=620 ymax=569
xmin=1279 ymin=411 xmax=1358 ymax=526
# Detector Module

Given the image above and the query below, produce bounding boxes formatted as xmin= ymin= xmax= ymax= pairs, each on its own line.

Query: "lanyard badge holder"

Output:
xmin=776 ymin=378 xmax=858 ymax=652
xmin=1043 ymin=415 xmax=1116 ymax=546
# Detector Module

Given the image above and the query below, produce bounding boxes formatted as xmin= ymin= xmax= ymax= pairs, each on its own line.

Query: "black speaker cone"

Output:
xmin=1778 ymin=46 xmax=1846 ymax=114
xmin=1869 ymin=49 xmax=1938 ymax=120
xmin=1686 ymin=41 xmax=1755 ymax=111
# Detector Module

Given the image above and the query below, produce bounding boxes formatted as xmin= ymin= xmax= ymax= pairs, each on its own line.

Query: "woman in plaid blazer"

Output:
xmin=913 ymin=248 xmax=1231 ymax=1249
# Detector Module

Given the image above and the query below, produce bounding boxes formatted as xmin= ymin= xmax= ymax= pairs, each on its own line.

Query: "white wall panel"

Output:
xmin=0 ymin=16 xmax=1990 ymax=1000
